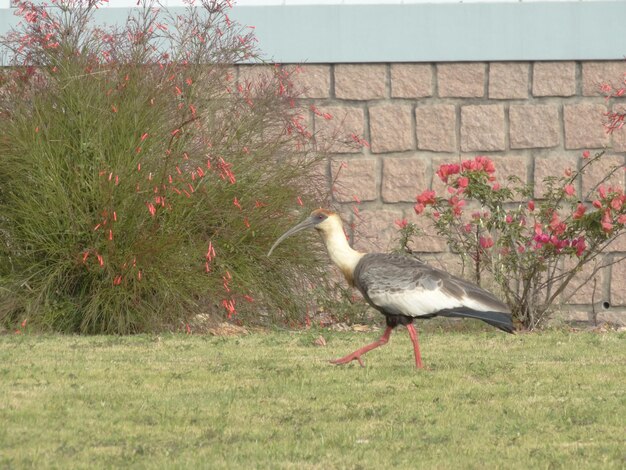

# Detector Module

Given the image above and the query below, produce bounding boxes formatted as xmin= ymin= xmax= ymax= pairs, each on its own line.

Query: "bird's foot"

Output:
xmin=330 ymin=354 xmax=365 ymax=367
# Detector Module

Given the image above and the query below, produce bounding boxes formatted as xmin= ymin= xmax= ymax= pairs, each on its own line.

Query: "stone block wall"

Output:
xmin=240 ymin=61 xmax=626 ymax=324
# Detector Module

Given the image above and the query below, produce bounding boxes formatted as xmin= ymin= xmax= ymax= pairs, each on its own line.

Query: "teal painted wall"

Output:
xmin=1 ymin=2 xmax=626 ymax=63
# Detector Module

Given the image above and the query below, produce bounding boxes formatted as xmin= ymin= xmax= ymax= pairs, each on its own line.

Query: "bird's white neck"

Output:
xmin=317 ymin=216 xmax=364 ymax=285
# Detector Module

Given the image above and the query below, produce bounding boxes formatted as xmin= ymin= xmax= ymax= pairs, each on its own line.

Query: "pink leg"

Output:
xmin=330 ymin=326 xmax=393 ymax=367
xmin=406 ymin=323 xmax=424 ymax=369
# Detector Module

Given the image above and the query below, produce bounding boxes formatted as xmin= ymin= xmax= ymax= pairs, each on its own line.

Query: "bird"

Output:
xmin=268 ymin=208 xmax=514 ymax=368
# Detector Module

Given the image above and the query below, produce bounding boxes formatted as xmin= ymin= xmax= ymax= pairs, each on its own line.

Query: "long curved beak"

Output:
xmin=267 ymin=216 xmax=316 ymax=257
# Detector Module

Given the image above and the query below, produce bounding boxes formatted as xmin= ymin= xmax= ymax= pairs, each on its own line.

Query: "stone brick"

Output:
xmin=236 ymin=65 xmax=277 ymax=97
xmin=533 ymin=62 xmax=576 ymax=97
xmin=581 ymin=154 xmax=625 ymax=196
xmin=315 ymin=106 xmax=365 ymax=154
xmin=390 ymin=63 xmax=432 ymax=98
xmin=610 ymin=104 xmax=626 ymax=152
xmin=330 ymin=158 xmax=378 ymax=203
xmin=293 ymin=64 xmax=331 ymax=99
xmin=489 ymin=62 xmax=529 ymax=99
xmin=582 ymin=61 xmax=626 ymax=96
xmin=612 ymin=232 xmax=626 ymax=252
xmin=564 ymin=103 xmax=609 ymax=149
xmin=369 ymin=103 xmax=414 ymax=153
xmin=562 ymin=258 xmax=608 ymax=305
xmin=238 ymin=64 xmax=274 ymax=84
xmin=533 ymin=154 xmax=579 ymax=197
xmin=352 ymin=208 xmax=404 ymax=253
xmin=415 ymin=104 xmax=457 ymax=152
xmin=438 ymin=63 xmax=485 ymax=98
xmin=610 ymin=260 xmax=626 ymax=306
xmin=335 ymin=64 xmax=386 ymax=100
xmin=509 ymin=105 xmax=560 ymax=149
xmin=596 ymin=311 xmax=626 ymax=326
xmin=381 ymin=154 xmax=430 ymax=203
xmin=460 ymin=105 xmax=505 ymax=151
xmin=557 ymin=309 xmax=592 ymax=323
xmin=489 ymin=155 xmax=530 ymax=189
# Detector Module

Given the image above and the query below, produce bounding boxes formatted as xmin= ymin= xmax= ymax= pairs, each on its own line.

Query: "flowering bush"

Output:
xmin=0 ymin=0 xmax=335 ymax=333
xmin=403 ymin=152 xmax=626 ymax=329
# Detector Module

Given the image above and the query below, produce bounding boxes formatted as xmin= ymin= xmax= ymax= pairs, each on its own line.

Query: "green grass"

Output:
xmin=1 ymin=329 xmax=625 ymax=469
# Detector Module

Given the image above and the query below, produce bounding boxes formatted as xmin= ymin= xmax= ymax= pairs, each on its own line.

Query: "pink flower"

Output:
xmin=549 ymin=212 xmax=566 ymax=235
xmin=465 ymin=155 xmax=496 ymax=174
xmin=573 ymin=203 xmax=586 ymax=220
xmin=436 ymin=164 xmax=460 ymax=183
xmin=574 ymin=238 xmax=587 ymax=257
xmin=414 ymin=203 xmax=425 ymax=215
xmin=582 ymin=150 xmax=590 ymax=159
xmin=457 ymin=176 xmax=469 ymax=189
xmin=416 ymin=189 xmax=437 ymax=205
xmin=610 ymin=196 xmax=625 ymax=211
xmin=564 ymin=184 xmax=575 ymax=196
xmin=479 ymin=236 xmax=494 ymax=249
xmin=598 ymin=186 xmax=607 ymax=199
xmin=592 ymin=200 xmax=602 ymax=209
xmin=505 ymin=213 xmax=513 ymax=224
xmin=448 ymin=196 xmax=465 ymax=216
xmin=528 ymin=200 xmax=535 ymax=212
xmin=395 ymin=218 xmax=408 ymax=229
xmin=618 ymin=214 xmax=626 ymax=224
xmin=492 ymin=182 xmax=501 ymax=191
xmin=601 ymin=211 xmax=613 ymax=233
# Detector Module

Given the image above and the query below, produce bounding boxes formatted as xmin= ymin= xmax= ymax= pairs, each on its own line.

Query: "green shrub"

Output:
xmin=0 ymin=0 xmax=331 ymax=333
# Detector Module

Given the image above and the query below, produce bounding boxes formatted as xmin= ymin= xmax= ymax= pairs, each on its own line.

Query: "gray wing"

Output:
xmin=353 ymin=253 xmax=509 ymax=318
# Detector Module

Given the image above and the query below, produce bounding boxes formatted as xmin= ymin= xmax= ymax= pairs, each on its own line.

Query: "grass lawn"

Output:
xmin=1 ymin=327 xmax=625 ymax=469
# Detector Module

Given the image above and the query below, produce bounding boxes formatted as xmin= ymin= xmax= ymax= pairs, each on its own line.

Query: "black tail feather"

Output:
xmin=437 ymin=308 xmax=515 ymax=333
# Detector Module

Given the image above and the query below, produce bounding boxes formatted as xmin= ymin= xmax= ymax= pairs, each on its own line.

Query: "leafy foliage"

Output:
xmin=0 ymin=0 xmax=332 ymax=333
xmin=405 ymin=153 xmax=626 ymax=329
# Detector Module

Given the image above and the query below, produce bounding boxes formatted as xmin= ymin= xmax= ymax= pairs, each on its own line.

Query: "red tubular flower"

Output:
xmin=564 ymin=184 xmax=575 ymax=196
xmin=528 ymin=200 xmax=535 ymax=212
xmin=414 ymin=203 xmax=425 ymax=215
